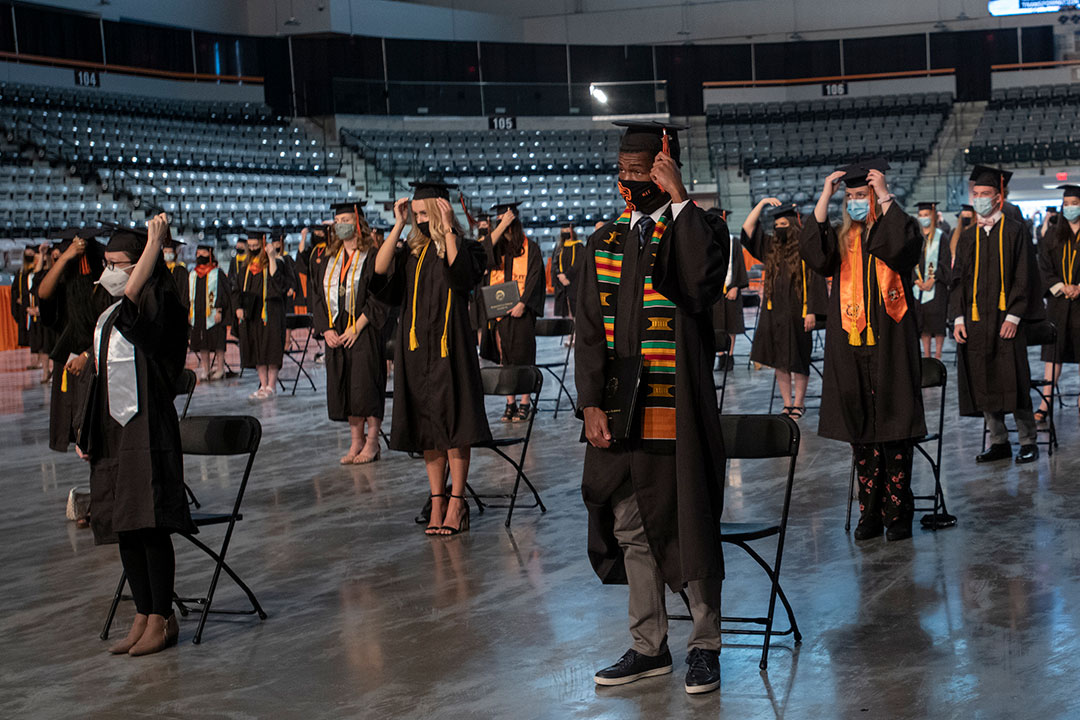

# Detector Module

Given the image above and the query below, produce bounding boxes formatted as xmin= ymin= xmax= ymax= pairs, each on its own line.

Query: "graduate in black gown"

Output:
xmin=10 ymin=244 xmax=34 ymax=349
xmin=1035 ymin=184 xmax=1080 ymax=420
xmin=578 ymin=122 xmax=727 ymax=695
xmin=79 ymin=213 xmax=193 ymax=657
xmin=162 ymin=237 xmax=189 ymax=312
xmin=27 ymin=244 xmax=59 ymax=384
xmin=269 ymin=229 xmax=299 ymax=312
xmin=708 ymin=208 xmax=747 ymax=371
xmin=37 ymin=228 xmax=110 ymax=452
xmin=311 ymin=201 xmax=388 ymax=465
xmin=742 ymin=198 xmax=828 ymax=419
xmin=913 ymin=201 xmax=952 ymax=360
xmin=232 ymin=228 xmax=287 ymax=398
xmin=553 ymin=223 xmax=585 ymax=318
xmin=299 ymin=225 xmax=331 ymax=362
xmin=488 ymin=200 xmax=545 ymax=422
xmin=468 ymin=213 xmax=495 ymax=344
xmin=950 ymin=165 xmax=1039 ymax=465
xmin=373 ymin=180 xmax=490 ymax=536
xmin=801 ymin=159 xmax=926 ymax=542
xmin=188 ymin=244 xmax=228 ymax=381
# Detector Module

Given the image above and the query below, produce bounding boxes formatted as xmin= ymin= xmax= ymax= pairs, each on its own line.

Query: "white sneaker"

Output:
xmin=249 ymin=388 xmax=265 ymax=399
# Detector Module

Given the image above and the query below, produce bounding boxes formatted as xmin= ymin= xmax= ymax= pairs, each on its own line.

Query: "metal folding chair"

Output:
xmin=278 ymin=313 xmax=316 ymax=395
xmin=844 ymin=357 xmax=955 ymax=533
xmin=469 ymin=366 xmax=546 ymax=527
xmin=980 ymin=320 xmax=1058 ymax=456
xmin=672 ymin=414 xmax=802 ymax=670
xmin=533 ymin=317 xmax=576 ymax=419
xmin=715 ymin=330 xmax=733 ymax=415
xmin=174 ymin=368 xmax=197 ymax=420
xmin=100 ymin=415 xmax=268 ymax=645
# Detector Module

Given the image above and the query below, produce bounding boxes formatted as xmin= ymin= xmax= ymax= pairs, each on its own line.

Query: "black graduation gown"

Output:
xmin=311 ymin=247 xmax=388 ymax=420
xmin=913 ymin=228 xmax=952 ymax=337
xmin=495 ymin=238 xmax=545 ymax=366
xmin=27 ymin=271 xmax=56 ymax=354
xmin=468 ymin=233 xmax=495 ymax=332
xmin=306 ymin=244 xmax=331 ymax=338
xmin=949 ymin=216 xmax=1035 ymax=416
xmin=372 ymin=238 xmax=492 ymax=452
xmin=39 ymin=254 xmax=109 ymax=452
xmin=1038 ymin=224 xmax=1080 ymax=363
xmin=553 ymin=239 xmax=585 ymax=317
xmin=742 ymin=225 xmax=828 ymax=375
xmin=167 ymin=263 xmax=189 ymax=311
xmin=10 ymin=267 xmax=31 ymax=347
xmin=576 ymin=202 xmax=728 ymax=590
xmin=233 ymin=262 xmax=287 ymax=369
xmin=712 ymin=234 xmax=749 ymax=336
xmin=800 ymin=203 xmax=927 ymax=444
xmin=83 ymin=278 xmax=195 ymax=545
xmin=188 ymin=267 xmax=229 ymax=353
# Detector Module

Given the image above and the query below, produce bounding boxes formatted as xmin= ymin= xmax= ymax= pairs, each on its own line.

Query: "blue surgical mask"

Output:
xmin=1063 ymin=206 xmax=1080 ymax=222
xmin=847 ymin=199 xmax=869 ymax=222
xmin=918 ymin=216 xmax=932 ymax=228
xmin=972 ymin=197 xmax=996 ymax=217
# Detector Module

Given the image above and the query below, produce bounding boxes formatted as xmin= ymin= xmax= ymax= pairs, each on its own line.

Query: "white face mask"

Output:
xmin=97 ymin=266 xmax=130 ymax=297
xmin=163 ymin=251 xmax=175 ymax=263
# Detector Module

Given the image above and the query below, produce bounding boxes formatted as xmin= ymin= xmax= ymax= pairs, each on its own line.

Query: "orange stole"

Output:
xmin=840 ymin=224 xmax=907 ymax=346
xmin=489 ymin=240 xmax=530 ymax=297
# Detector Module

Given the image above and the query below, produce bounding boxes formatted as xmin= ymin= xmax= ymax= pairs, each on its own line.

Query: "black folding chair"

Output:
xmin=100 ymin=415 xmax=268 ymax=645
xmin=278 ymin=313 xmax=316 ymax=395
xmin=469 ymin=366 xmax=546 ymax=527
xmin=844 ymin=357 xmax=956 ymax=533
xmin=980 ymin=320 xmax=1058 ymax=456
xmin=673 ymin=414 xmax=802 ymax=670
xmin=533 ymin=317 xmax=576 ymax=419
xmin=174 ymin=368 xmax=197 ymax=420
xmin=715 ymin=330 xmax=733 ymax=415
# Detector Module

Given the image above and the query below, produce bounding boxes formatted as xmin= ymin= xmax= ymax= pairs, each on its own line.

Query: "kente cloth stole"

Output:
xmin=840 ymin=224 xmax=907 ymax=346
xmin=594 ymin=210 xmax=676 ymax=441
xmin=188 ymin=269 xmax=218 ymax=329
xmin=489 ymin=240 xmax=529 ymax=297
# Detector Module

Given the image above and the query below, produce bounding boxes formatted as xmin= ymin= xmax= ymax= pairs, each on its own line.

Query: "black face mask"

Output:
xmin=961 ymin=216 xmax=974 ymax=228
xmin=618 ymin=180 xmax=670 ymax=215
xmin=417 ymin=221 xmax=431 ymax=238
xmin=196 ymin=256 xmax=210 ymax=266
xmin=23 ymin=255 xmax=35 ymax=264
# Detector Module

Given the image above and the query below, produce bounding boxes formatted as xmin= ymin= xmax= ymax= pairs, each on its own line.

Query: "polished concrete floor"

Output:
xmin=2 ymin=328 xmax=1079 ymax=720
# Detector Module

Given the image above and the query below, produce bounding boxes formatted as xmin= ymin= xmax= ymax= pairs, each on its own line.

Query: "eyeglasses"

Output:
xmin=105 ymin=262 xmax=134 ymax=272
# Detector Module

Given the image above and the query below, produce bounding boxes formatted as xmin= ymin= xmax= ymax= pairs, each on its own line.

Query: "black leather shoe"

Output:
xmin=853 ymin=519 xmax=883 ymax=541
xmin=684 ymin=648 xmax=721 ymax=695
xmin=594 ymin=648 xmax=672 ymax=687
xmin=885 ymin=524 xmax=913 ymax=541
xmin=976 ymin=443 xmax=1011 ymax=463
xmin=1016 ymin=444 xmax=1039 ymax=464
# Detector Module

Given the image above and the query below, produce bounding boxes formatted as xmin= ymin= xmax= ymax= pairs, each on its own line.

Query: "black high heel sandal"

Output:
xmin=424 ymin=494 xmax=448 ymax=536
xmin=439 ymin=494 xmax=471 ymax=536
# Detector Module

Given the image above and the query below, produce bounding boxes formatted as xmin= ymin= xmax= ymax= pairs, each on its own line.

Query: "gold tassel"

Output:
xmin=61 ymin=369 xmax=68 ymax=393
xmin=971 ymin=228 xmax=981 ymax=323
xmin=408 ymin=243 xmax=430 ymax=352
xmin=801 ymin=260 xmax=808 ymax=318
xmin=866 ymin=321 xmax=876 ymax=346
xmin=997 ymin=219 xmax=1006 ymax=311
xmin=440 ymin=289 xmax=452 ymax=358
xmin=848 ymin=324 xmax=861 ymax=346
xmin=409 ymin=326 xmax=419 ymax=352
xmin=767 ymin=299 xmax=773 ymax=311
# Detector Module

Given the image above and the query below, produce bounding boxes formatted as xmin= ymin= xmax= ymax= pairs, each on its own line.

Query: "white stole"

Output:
xmin=188 ymin=270 xmax=219 ymax=329
xmin=94 ymin=300 xmax=139 ymax=427
xmin=916 ymin=228 xmax=941 ymax=304
xmin=324 ymin=248 xmax=366 ymax=323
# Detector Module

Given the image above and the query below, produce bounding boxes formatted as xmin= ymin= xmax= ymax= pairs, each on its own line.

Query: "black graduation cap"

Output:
xmin=613 ymin=120 xmax=688 ymax=166
xmin=490 ymin=200 xmax=522 ymax=215
xmin=409 ymin=179 xmax=458 ymax=201
xmin=969 ymin=165 xmax=1013 ymax=188
xmin=915 ymin=201 xmax=939 ymax=211
xmin=246 ymin=227 xmax=272 ymax=240
xmin=99 ymin=220 xmax=148 ymax=255
xmin=960 ymin=204 xmax=974 ymax=212
xmin=837 ymin=158 xmax=891 ymax=188
xmin=331 ymin=200 xmax=365 ymax=217
xmin=1047 ymin=205 xmax=1060 ymax=212
xmin=196 ymin=243 xmax=215 ymax=251
xmin=766 ymin=202 xmax=800 ymax=219
xmin=1058 ymin=185 xmax=1080 ymax=199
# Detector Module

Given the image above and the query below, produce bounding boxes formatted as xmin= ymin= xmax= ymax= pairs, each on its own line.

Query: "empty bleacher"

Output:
xmin=967 ymin=84 xmax=1080 ymax=165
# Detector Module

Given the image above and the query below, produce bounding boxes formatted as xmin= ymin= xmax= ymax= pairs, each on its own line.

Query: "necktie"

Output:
xmin=635 ymin=216 xmax=656 ymax=249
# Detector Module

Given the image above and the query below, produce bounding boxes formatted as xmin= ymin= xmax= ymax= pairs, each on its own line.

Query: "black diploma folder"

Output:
xmin=600 ymin=355 xmax=643 ymax=442
xmin=482 ymin=281 xmax=520 ymax=319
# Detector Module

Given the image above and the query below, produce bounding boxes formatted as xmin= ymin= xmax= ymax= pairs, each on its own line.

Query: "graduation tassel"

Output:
xmin=848 ymin=322 xmax=861 ymax=346
xmin=801 ymin=260 xmax=808 ymax=318
xmin=61 ymin=368 xmax=68 ymax=393
xmin=409 ymin=243 xmax=431 ymax=352
xmin=865 ymin=255 xmax=876 ymax=346
xmin=997 ymin=218 xmax=1006 ymax=311
xmin=440 ymin=289 xmax=452 ymax=358
xmin=971 ymin=228 xmax=982 ymax=322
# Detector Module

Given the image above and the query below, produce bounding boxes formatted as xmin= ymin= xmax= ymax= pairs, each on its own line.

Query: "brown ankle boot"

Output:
xmin=107 ymin=613 xmax=148 ymax=655
xmin=128 ymin=613 xmax=178 ymax=656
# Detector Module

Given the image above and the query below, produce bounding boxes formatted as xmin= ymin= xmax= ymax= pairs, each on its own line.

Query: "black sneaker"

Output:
xmin=500 ymin=403 xmax=517 ymax=423
xmin=853 ymin=518 xmax=883 ymax=541
xmin=594 ymin=648 xmax=673 ymax=687
xmin=885 ymin=523 xmax=913 ymax=542
xmin=684 ymin=648 xmax=721 ymax=694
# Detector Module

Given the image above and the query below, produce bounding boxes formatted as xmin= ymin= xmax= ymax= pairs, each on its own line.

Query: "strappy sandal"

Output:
xmin=1034 ymin=408 xmax=1049 ymax=424
xmin=513 ymin=403 xmax=532 ymax=423
xmin=500 ymin=403 xmax=517 ymax=423
xmin=439 ymin=494 xmax=471 ymax=536
xmin=425 ymin=494 xmax=448 ymax=536
xmin=780 ymin=406 xmax=794 ymax=417
xmin=789 ymin=406 xmax=806 ymax=420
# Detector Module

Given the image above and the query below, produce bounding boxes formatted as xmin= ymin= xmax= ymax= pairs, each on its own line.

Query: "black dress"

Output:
xmin=311 ymin=246 xmax=388 ymax=421
xmin=1038 ymin=223 xmax=1080 ymax=363
xmin=949 ymin=216 xmax=1036 ymax=417
xmin=188 ymin=267 xmax=229 ymax=353
xmin=913 ymin=228 xmax=952 ymax=337
xmin=233 ymin=261 xmax=287 ymax=369
xmin=800 ymin=204 xmax=927 ymax=444
xmin=712 ymin=234 xmax=749 ymax=337
xmin=494 ymin=237 xmax=545 ymax=366
xmin=577 ymin=203 xmax=729 ymax=590
xmin=82 ymin=277 xmax=195 ymax=545
xmin=373 ymin=238 xmax=492 ymax=452
xmin=742 ymin=225 xmax=828 ymax=375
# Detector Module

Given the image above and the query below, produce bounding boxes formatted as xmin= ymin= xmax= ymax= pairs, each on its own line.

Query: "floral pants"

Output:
xmin=852 ymin=440 xmax=914 ymax=529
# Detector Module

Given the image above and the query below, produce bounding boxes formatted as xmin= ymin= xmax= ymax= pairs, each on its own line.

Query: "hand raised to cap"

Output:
xmin=651 ymin=151 xmax=687 ymax=203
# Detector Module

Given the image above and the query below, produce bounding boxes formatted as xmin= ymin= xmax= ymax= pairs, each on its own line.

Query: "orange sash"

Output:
xmin=840 ymin=220 xmax=908 ymax=346
xmin=489 ymin=240 xmax=529 ymax=297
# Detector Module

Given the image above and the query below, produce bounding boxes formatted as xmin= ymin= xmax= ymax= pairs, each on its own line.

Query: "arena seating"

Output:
xmin=746 ymin=160 xmax=924 ymax=217
xmin=967 ymin=84 xmax=1080 ymax=165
